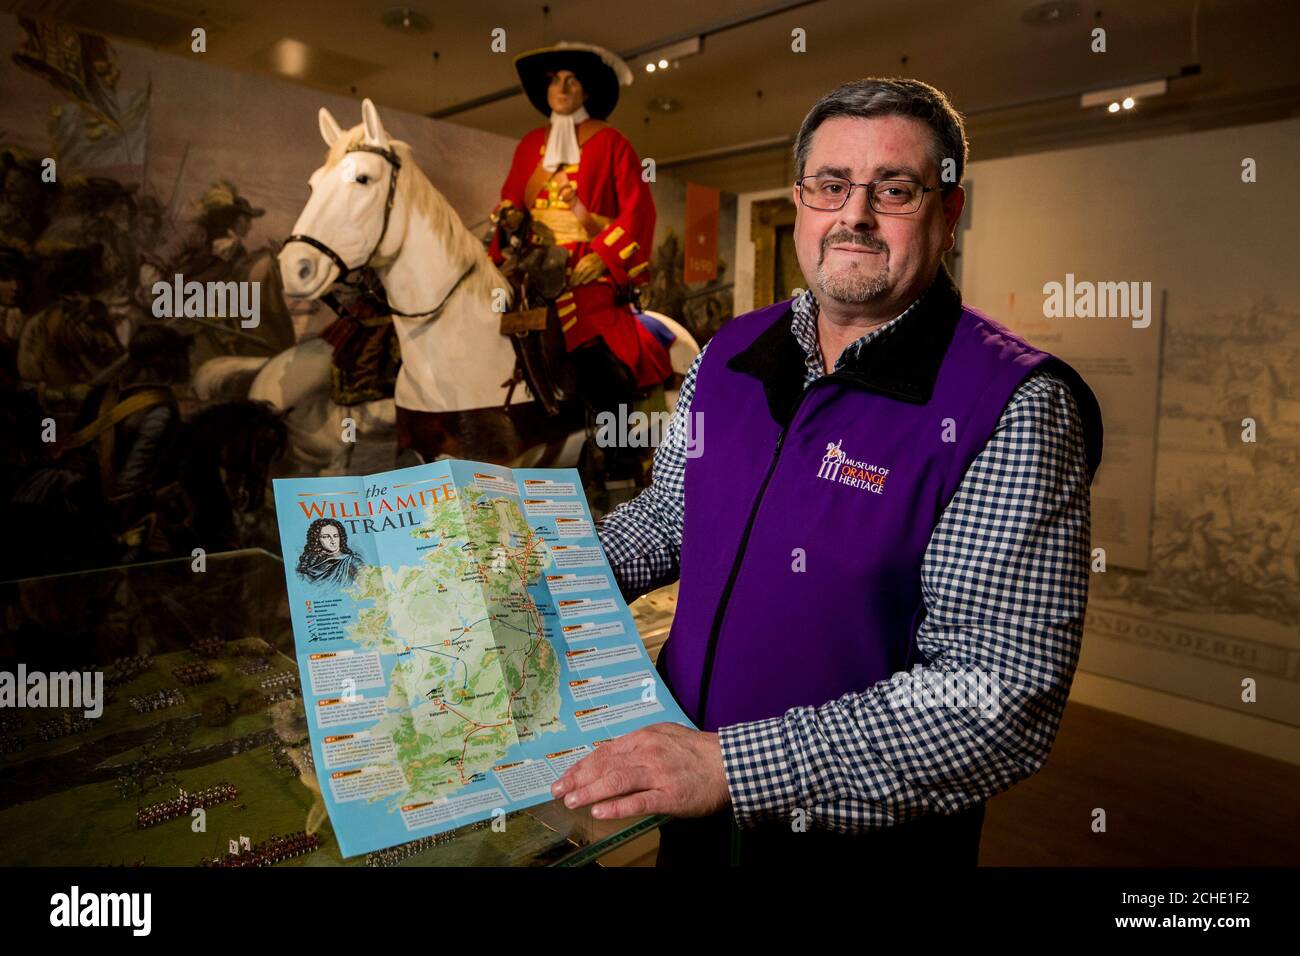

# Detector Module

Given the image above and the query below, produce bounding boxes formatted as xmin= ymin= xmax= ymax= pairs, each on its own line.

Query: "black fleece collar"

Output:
xmin=726 ymin=262 xmax=964 ymax=426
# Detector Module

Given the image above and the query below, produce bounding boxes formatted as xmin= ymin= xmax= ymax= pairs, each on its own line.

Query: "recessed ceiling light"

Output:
xmin=269 ymin=38 xmax=311 ymax=78
xmin=1082 ymin=78 xmax=1168 ymax=110
xmin=1021 ymin=1 xmax=1081 ymax=26
xmin=639 ymin=36 xmax=702 ymax=70
xmin=381 ymin=8 xmax=432 ymax=34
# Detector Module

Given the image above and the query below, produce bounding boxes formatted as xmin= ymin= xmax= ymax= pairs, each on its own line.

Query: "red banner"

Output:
xmin=683 ymin=182 xmax=720 ymax=284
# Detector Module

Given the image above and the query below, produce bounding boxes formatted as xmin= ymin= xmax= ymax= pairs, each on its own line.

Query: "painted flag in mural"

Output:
xmin=684 ymin=182 xmax=720 ymax=283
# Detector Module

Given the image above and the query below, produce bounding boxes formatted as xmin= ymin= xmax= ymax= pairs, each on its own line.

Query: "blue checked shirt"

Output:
xmin=595 ymin=286 xmax=1091 ymax=833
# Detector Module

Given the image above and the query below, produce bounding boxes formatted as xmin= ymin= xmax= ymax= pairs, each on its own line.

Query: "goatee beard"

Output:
xmin=817 ymin=260 xmax=892 ymax=304
xmin=817 ymin=233 xmax=891 ymax=304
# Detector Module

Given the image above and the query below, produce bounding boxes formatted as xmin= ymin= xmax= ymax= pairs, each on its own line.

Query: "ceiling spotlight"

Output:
xmin=268 ymin=38 xmax=311 ymax=78
xmin=1021 ymin=1 xmax=1081 ymax=26
xmin=380 ymin=8 xmax=432 ymax=33
xmin=638 ymin=36 xmax=702 ymax=73
xmin=1081 ymin=78 xmax=1168 ymax=111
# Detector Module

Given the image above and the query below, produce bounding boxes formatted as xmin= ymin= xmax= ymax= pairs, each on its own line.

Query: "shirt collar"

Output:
xmin=789 ymin=285 xmax=926 ymax=379
xmin=725 ymin=262 xmax=965 ymax=424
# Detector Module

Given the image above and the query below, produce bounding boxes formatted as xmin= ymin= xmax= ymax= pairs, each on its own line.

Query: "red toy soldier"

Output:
xmin=489 ymin=42 xmax=673 ymax=452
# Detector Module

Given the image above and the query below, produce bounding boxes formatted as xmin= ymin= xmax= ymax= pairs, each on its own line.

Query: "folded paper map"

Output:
xmin=272 ymin=459 xmax=693 ymax=858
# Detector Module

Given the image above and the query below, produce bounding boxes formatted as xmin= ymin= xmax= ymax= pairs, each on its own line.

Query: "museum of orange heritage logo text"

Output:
xmin=815 ymin=439 xmax=890 ymax=495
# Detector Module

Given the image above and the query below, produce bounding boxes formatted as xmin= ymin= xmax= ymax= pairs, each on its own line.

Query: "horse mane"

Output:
xmin=323 ymin=128 xmax=509 ymax=308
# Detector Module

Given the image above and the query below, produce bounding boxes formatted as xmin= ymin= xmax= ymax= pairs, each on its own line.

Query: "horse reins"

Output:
xmin=284 ymin=143 xmax=475 ymax=320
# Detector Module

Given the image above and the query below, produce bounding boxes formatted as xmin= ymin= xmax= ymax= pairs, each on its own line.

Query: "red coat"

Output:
xmin=491 ymin=120 xmax=672 ymax=390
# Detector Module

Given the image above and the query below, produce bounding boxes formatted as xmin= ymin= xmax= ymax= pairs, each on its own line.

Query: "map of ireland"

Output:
xmin=274 ymin=460 xmax=693 ymax=857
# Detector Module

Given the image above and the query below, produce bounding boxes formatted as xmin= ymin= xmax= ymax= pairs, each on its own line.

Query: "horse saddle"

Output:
xmin=498 ymin=242 xmax=576 ymax=415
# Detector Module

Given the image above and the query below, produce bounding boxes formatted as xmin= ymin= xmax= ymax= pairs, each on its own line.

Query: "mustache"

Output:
xmin=823 ymin=231 xmax=887 ymax=253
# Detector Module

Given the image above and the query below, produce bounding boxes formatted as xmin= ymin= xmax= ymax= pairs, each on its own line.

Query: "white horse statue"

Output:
xmin=195 ymin=98 xmax=698 ymax=475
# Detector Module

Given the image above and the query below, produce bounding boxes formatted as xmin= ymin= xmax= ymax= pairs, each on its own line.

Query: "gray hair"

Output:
xmin=793 ymin=77 xmax=969 ymax=193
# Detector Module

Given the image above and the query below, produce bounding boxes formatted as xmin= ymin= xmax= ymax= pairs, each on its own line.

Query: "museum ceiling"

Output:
xmin=3 ymin=0 xmax=1297 ymax=191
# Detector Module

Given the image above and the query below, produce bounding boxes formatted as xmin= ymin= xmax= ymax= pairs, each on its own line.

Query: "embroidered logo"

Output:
xmin=815 ymin=438 xmax=890 ymax=495
xmin=816 ymin=439 xmax=846 ymax=480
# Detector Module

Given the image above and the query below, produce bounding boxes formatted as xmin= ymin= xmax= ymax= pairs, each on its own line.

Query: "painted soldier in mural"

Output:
xmin=62 ymin=323 xmax=192 ymax=558
xmin=0 ymin=147 xmax=51 ymax=253
xmin=489 ymin=41 xmax=673 ymax=477
xmin=0 ymin=246 xmax=28 ymax=382
xmin=8 ymin=322 xmax=192 ymax=578
xmin=141 ymin=181 xmax=264 ymax=288
xmin=139 ymin=181 xmax=284 ymax=366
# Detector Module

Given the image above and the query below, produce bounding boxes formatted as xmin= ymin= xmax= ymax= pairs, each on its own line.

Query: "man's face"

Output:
xmin=108 ymin=199 xmax=131 ymax=230
xmin=101 ymin=244 xmax=121 ymax=280
xmin=547 ymin=70 xmax=586 ymax=116
xmin=319 ymin=525 xmax=340 ymax=554
xmin=793 ymin=114 xmax=964 ymax=315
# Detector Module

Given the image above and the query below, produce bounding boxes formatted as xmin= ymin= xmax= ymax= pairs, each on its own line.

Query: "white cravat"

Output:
xmin=542 ymin=105 xmax=590 ymax=172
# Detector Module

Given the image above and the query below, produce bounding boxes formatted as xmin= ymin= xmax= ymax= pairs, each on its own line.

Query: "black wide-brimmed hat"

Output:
xmin=514 ymin=41 xmax=633 ymax=120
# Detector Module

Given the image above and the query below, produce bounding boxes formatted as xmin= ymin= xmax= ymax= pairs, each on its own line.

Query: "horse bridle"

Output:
xmin=283 ymin=143 xmax=475 ymax=319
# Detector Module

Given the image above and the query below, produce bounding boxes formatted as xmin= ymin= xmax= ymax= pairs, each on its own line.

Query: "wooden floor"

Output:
xmin=609 ymin=585 xmax=1300 ymax=867
xmin=978 ymin=698 xmax=1300 ymax=866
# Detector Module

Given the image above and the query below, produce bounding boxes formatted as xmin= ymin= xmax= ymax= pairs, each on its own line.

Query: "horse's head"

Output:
xmin=279 ymin=98 xmax=408 ymax=300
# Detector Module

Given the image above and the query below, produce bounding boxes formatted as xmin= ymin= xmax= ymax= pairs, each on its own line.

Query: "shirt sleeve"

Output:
xmin=717 ymin=369 xmax=1092 ymax=832
xmin=594 ymin=342 xmax=708 ymax=604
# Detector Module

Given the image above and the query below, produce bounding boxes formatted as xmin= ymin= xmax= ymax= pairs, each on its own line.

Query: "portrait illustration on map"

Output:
xmin=296 ymin=518 xmax=367 ymax=587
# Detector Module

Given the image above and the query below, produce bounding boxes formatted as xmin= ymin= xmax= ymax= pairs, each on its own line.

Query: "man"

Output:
xmin=296 ymin=518 xmax=366 ymax=587
xmin=140 ymin=181 xmax=264 ymax=288
xmin=140 ymin=181 xmax=266 ymax=366
xmin=489 ymin=42 xmax=673 ymax=468
xmin=552 ymin=78 xmax=1104 ymax=866
xmin=14 ymin=323 xmax=190 ymax=574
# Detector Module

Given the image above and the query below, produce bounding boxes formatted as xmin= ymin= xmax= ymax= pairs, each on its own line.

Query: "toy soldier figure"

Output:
xmin=490 ymin=42 xmax=673 ymax=477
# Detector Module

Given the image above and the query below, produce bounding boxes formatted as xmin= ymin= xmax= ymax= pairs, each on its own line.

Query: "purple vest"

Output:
xmin=662 ymin=267 xmax=1102 ymax=732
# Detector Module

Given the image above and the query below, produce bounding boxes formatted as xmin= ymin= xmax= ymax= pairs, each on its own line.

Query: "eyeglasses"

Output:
xmin=795 ymin=176 xmax=938 ymax=215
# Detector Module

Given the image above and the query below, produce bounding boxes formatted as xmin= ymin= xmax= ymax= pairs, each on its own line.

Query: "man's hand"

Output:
xmin=568 ymin=252 xmax=606 ymax=287
xmin=494 ymin=206 xmax=525 ymax=233
xmin=550 ymin=722 xmax=731 ymax=820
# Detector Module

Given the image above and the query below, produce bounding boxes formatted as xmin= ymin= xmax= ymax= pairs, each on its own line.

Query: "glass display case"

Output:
xmin=0 ymin=549 xmax=668 ymax=866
